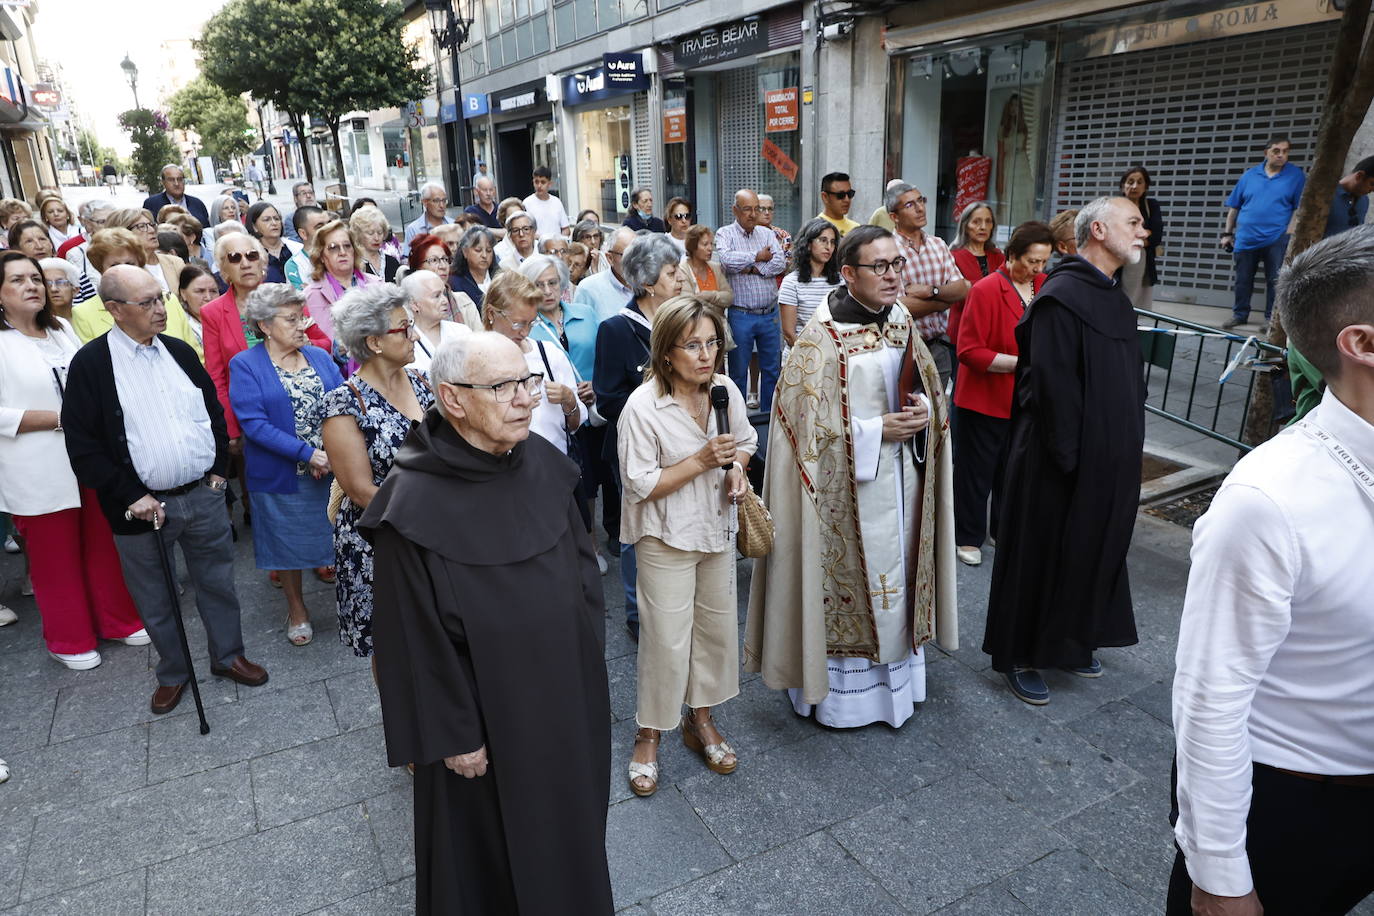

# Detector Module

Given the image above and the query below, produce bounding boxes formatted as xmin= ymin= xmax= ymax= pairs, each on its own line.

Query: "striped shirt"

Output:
xmin=894 ymin=230 xmax=964 ymax=340
xmin=715 ymin=221 xmax=786 ymax=311
xmin=778 ymin=272 xmax=842 ymax=335
xmin=108 ymin=326 xmax=216 ymax=491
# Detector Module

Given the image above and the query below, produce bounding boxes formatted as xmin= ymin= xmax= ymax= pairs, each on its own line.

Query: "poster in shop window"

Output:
xmin=764 ymin=88 xmax=798 ymax=133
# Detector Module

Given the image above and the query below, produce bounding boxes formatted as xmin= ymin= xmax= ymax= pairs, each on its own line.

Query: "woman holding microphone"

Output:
xmin=617 ymin=295 xmax=757 ymax=797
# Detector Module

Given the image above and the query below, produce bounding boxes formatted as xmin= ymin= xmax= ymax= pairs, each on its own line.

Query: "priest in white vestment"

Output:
xmin=745 ymin=226 xmax=958 ymax=728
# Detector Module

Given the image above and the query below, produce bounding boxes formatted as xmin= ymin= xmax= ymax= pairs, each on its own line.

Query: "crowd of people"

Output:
xmin=3 ymin=144 xmax=1373 ymax=916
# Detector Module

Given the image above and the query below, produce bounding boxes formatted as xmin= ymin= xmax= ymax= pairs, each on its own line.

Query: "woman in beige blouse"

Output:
xmin=617 ymin=295 xmax=757 ymax=798
xmin=678 ymin=224 xmax=734 ymax=351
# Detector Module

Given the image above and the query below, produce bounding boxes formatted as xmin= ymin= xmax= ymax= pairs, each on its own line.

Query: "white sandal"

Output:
xmin=628 ymin=729 xmax=660 ymax=797
xmin=286 ymin=617 xmax=313 ymax=647
xmin=0 ymin=759 xmax=9 ymax=783
xmin=682 ymin=710 xmax=738 ymax=774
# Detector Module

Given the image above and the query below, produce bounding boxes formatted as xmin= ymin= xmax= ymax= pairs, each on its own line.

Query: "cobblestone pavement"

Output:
xmin=1 ymin=503 xmax=1209 ymax=916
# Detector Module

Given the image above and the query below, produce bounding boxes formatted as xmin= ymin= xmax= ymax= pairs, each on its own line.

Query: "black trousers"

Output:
xmin=952 ymin=406 xmax=1008 ymax=547
xmin=1167 ymin=763 xmax=1374 ymax=915
xmin=576 ymin=423 xmax=620 ymax=544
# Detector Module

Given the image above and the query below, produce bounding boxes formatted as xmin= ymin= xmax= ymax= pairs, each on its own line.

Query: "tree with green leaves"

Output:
xmin=199 ymin=0 xmax=429 ymax=197
xmin=168 ymin=77 xmax=258 ymax=164
xmin=118 ymin=109 xmax=181 ymax=194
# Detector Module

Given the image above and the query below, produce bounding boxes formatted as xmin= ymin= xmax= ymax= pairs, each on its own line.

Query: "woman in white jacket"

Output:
xmin=0 ymin=250 xmax=147 ymax=670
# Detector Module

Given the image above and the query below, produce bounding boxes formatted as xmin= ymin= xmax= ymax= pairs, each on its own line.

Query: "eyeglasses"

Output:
xmin=534 ymin=279 xmax=561 ymax=293
xmin=44 ymin=278 xmax=72 ymax=288
xmin=509 ymin=225 xmax=534 ymax=236
xmin=273 ymin=312 xmax=310 ymax=327
xmin=669 ymin=212 xmax=691 ymax=221
xmin=225 ymin=250 xmax=262 ymax=264
xmin=445 ymin=372 xmax=542 ymax=402
xmin=326 ymin=242 xmax=354 ymax=254
xmin=426 ymin=196 xmax=450 ymax=206
xmin=130 ymin=221 xmax=156 ymax=232
xmin=495 ymin=310 xmax=536 ymax=331
xmin=673 ymin=338 xmax=722 ymax=356
xmin=757 ymin=206 xmax=774 ymax=213
xmin=854 ymin=257 xmax=908 ymax=277
xmin=384 ymin=319 xmax=416 ymax=335
xmin=896 ymin=197 xmax=929 ymax=210
xmin=825 ymin=189 xmax=857 ymax=200
xmin=422 ymin=255 xmax=451 ymax=266
xmin=110 ymin=295 xmax=165 ymax=309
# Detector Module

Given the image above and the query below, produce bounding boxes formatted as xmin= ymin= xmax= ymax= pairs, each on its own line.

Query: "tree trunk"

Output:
xmin=327 ymin=118 xmax=349 ymax=201
xmin=288 ymin=112 xmax=314 ymax=186
xmin=1241 ymin=1 xmax=1374 ymax=446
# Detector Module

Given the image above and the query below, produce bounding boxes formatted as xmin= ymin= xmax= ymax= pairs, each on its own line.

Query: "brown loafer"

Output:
xmin=151 ymin=682 xmax=187 ymax=715
xmin=210 ymin=656 xmax=269 ymax=687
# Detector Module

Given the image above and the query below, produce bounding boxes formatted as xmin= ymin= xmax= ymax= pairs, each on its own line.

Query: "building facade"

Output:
xmin=0 ymin=2 xmax=58 ymax=200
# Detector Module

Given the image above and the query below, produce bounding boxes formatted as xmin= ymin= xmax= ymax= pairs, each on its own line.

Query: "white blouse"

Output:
xmin=524 ymin=339 xmax=586 ymax=454
xmin=617 ymin=374 xmax=758 ymax=554
xmin=0 ymin=319 xmax=83 ymax=516
xmin=407 ymin=320 xmax=471 ymax=376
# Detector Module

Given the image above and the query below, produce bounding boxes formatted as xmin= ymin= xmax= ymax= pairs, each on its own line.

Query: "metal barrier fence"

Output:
xmin=1135 ymin=308 xmax=1289 ymax=453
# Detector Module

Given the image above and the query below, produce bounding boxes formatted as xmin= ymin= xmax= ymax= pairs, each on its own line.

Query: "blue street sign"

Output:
xmin=463 ymin=93 xmax=489 ymax=119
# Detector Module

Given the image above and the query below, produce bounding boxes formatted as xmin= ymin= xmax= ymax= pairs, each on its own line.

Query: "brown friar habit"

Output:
xmin=982 ymin=254 xmax=1145 ymax=673
xmin=358 ymin=408 xmax=612 ymax=915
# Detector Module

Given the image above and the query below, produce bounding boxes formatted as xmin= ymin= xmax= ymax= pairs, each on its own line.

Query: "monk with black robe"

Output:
xmin=982 ymin=197 xmax=1149 ymax=706
xmin=358 ymin=332 xmax=613 ymax=914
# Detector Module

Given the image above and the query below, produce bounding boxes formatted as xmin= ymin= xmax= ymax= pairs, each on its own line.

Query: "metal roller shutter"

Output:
xmin=632 ymin=93 xmax=653 ymax=196
xmin=717 ymin=64 xmax=761 ymax=214
xmin=1050 ymin=22 xmax=1337 ymax=307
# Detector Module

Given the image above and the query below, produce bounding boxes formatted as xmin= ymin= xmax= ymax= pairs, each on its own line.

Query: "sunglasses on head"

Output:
xmin=225 ymin=250 xmax=262 ymax=264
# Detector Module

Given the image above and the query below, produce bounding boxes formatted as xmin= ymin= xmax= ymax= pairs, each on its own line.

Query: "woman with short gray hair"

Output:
xmin=398 ymin=269 xmax=472 ymax=375
xmin=621 ymin=234 xmax=681 ymax=299
xmin=322 ymin=283 xmax=435 ymax=658
xmin=494 ymin=210 xmax=536 ymax=267
xmin=228 ymin=282 xmax=344 ymax=645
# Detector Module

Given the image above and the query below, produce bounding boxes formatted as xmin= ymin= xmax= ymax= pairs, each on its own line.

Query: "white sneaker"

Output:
xmin=596 ymin=552 xmax=608 ymax=576
xmin=746 ymin=395 xmax=760 ymax=410
xmin=113 ymin=628 xmax=151 ymax=646
xmin=0 ymin=604 xmax=16 ymax=626
xmin=3 ymin=535 xmax=18 ymax=554
xmin=49 ymin=649 xmax=102 ymax=670
xmin=956 ymin=546 xmax=982 ymax=566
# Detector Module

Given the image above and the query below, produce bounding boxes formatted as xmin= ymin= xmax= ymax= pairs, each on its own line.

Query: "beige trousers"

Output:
xmin=634 ymin=536 xmax=740 ymax=730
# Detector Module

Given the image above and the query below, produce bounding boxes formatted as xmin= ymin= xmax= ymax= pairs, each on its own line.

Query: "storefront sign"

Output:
xmin=463 ymin=93 xmax=489 ymax=118
xmin=440 ymin=102 xmax=458 ymax=124
xmin=1078 ymin=0 xmax=1341 ymax=58
xmin=761 ymin=139 xmax=798 ymax=184
xmin=602 ymin=53 xmax=648 ymax=90
xmin=675 ymin=17 xmax=769 ymax=69
xmin=30 ymin=83 xmax=59 ymax=108
xmin=764 ymin=88 xmax=798 ymax=132
xmin=663 ymin=102 xmax=686 ymax=144
xmin=498 ymin=90 xmax=538 ymax=113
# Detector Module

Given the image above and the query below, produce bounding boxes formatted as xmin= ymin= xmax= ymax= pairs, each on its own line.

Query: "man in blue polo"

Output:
xmin=1221 ymin=136 xmax=1305 ymax=330
xmin=402 ymin=182 xmax=454 ymax=257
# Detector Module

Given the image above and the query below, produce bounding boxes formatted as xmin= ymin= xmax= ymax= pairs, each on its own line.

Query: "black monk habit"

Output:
xmin=358 ymin=408 xmax=613 ymax=915
xmin=982 ymin=254 xmax=1144 ymax=672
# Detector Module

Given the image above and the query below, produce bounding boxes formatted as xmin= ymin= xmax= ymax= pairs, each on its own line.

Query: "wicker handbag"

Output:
xmin=735 ymin=486 xmax=775 ymax=558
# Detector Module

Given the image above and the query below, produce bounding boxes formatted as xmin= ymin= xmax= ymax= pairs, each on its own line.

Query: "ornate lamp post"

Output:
xmin=425 ymin=0 xmax=475 ymax=206
xmin=119 ymin=54 xmax=140 ymax=110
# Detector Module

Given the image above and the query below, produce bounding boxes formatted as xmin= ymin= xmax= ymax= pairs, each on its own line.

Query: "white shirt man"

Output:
xmin=522 ymin=169 xmax=570 ymax=239
xmin=1171 ymin=225 xmax=1374 ymax=916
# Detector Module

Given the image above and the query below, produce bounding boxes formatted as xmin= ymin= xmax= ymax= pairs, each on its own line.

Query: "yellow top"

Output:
xmin=868 ymin=206 xmax=895 ymax=231
xmin=817 ymin=212 xmax=861 ymax=237
xmin=70 ymin=293 xmax=204 ymax=361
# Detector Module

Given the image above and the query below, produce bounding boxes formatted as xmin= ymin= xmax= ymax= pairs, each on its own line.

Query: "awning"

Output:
xmin=884 ymin=0 xmax=1147 ymax=51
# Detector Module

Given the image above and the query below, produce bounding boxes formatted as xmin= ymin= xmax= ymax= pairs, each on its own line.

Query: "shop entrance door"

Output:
xmin=498 ymin=126 xmax=534 ymax=199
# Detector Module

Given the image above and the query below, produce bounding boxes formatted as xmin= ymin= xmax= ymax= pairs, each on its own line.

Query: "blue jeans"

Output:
xmin=727 ymin=308 xmax=782 ymax=414
xmin=620 ymin=541 xmax=637 ymax=625
xmin=1233 ymin=234 xmax=1290 ymax=322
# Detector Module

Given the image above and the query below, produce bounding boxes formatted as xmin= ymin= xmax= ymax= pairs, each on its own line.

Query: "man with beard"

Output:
xmin=359 ymin=332 xmax=612 ymax=914
xmin=982 ymin=196 xmax=1150 ymax=705
xmin=747 ymin=225 xmax=958 ymax=728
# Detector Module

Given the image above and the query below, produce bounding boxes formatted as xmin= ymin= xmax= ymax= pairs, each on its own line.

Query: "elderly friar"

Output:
xmin=359 ymin=331 xmax=612 ymax=915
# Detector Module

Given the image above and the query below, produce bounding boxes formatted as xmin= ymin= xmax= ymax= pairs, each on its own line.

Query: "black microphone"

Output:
xmin=710 ymin=385 xmax=731 ymax=468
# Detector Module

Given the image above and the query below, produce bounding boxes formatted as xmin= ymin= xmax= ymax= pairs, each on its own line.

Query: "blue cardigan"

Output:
xmin=228 ymin=342 xmax=343 ymax=494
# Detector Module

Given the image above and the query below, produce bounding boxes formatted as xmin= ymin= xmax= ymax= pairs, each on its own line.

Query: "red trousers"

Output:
xmin=12 ymin=488 xmax=143 ymax=654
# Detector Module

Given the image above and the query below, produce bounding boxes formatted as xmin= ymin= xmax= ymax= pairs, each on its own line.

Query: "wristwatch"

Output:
xmin=931 ymin=286 xmax=940 ymax=298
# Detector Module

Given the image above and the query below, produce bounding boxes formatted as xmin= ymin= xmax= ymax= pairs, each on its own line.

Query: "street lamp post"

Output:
xmin=425 ymin=0 xmax=474 ymax=207
xmin=255 ymin=102 xmax=278 ymax=195
xmin=119 ymin=54 xmax=140 ymax=110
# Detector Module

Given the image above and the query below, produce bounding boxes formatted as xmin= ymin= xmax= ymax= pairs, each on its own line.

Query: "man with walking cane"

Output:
xmin=62 ymin=265 xmax=269 ymax=716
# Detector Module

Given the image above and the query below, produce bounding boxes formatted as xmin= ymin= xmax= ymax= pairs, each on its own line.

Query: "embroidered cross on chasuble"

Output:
xmin=769 ymin=308 xmax=950 ymax=661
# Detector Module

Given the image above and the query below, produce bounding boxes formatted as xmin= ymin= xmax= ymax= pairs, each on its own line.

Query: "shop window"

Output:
xmin=757 ymin=52 xmax=802 ymax=236
xmin=662 ymin=84 xmax=690 ymax=206
xmin=554 ymin=1 xmax=576 ymax=46
xmin=576 ymin=105 xmax=632 ymax=220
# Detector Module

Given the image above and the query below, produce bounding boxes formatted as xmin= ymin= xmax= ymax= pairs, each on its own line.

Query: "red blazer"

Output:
xmin=952 ymin=268 xmax=1045 ymax=419
xmin=201 ymin=288 xmax=329 ymax=438
xmin=948 ymin=247 xmax=1006 ymax=349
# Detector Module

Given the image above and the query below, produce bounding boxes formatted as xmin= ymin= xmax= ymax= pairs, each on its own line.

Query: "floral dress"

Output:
xmin=322 ymin=371 xmax=434 ymax=657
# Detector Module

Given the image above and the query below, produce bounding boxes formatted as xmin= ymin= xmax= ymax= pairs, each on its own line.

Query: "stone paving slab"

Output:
xmin=0 ymin=505 xmax=1236 ymax=915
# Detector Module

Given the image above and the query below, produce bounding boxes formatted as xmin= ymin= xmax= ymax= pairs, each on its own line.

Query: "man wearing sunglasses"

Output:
xmin=360 ymin=331 xmax=612 ymax=915
xmin=817 ymin=171 xmax=861 ymax=237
